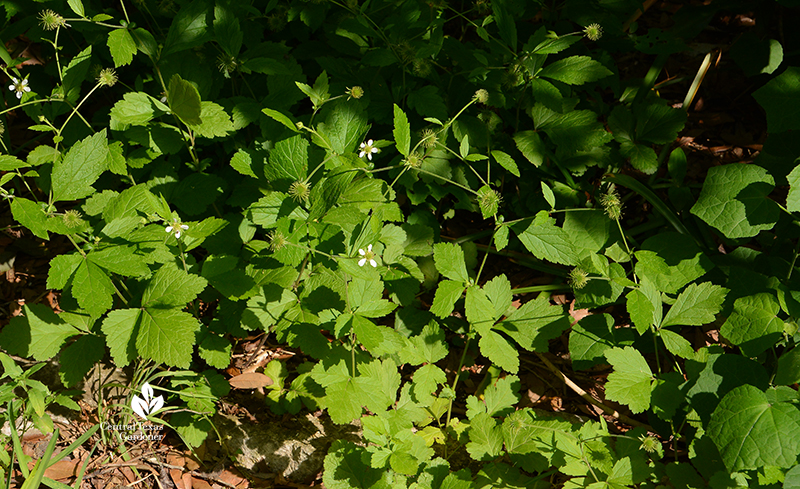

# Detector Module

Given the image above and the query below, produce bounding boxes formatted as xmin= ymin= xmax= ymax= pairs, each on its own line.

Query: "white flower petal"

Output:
xmin=23 ymin=86 xmax=30 ymax=92
xmin=359 ymin=248 xmax=365 ymax=255
xmin=359 ymin=151 xmax=366 ymax=158
xmin=10 ymin=77 xmax=17 ymax=84
xmin=20 ymin=79 xmax=28 ymax=87
xmin=15 ymin=92 xmax=21 ymax=99
xmin=367 ymin=153 xmax=373 ymax=161
xmin=367 ymin=244 xmax=372 ymax=252
xmin=181 ymin=224 xmax=188 ymax=230
xmin=369 ymin=259 xmax=377 ymax=267
xmin=8 ymin=85 xmax=14 ymax=92
xmin=360 ymin=142 xmax=366 ymax=149
xmin=358 ymin=258 xmax=367 ymax=267
xmin=367 ymin=139 xmax=374 ymax=145
xmin=166 ymin=225 xmax=173 ymax=233
xmin=175 ymin=231 xmax=181 ymax=238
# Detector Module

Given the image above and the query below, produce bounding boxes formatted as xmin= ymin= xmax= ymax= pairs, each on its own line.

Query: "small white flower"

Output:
xmin=359 ymin=139 xmax=379 ymax=161
xmin=8 ymin=77 xmax=31 ymax=99
xmin=358 ymin=244 xmax=378 ymax=267
xmin=165 ymin=220 xmax=189 ymax=239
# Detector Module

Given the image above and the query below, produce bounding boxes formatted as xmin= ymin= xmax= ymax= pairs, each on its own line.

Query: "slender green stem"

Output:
xmin=57 ymin=82 xmax=102 ymax=138
xmin=445 ymin=335 xmax=471 ymax=436
xmin=511 ymin=284 xmax=570 ymax=294
xmin=414 ymin=167 xmax=479 ymax=195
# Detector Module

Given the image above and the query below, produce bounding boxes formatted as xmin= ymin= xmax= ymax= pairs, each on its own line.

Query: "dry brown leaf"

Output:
xmin=43 ymin=460 xmax=78 ymax=480
xmin=192 ymin=476 xmax=214 ymax=489
xmin=170 ymin=468 xmax=187 ymax=489
xmin=228 ymin=372 xmax=273 ymax=389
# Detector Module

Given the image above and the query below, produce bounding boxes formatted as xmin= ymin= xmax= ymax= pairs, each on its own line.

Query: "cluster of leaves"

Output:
xmin=4 ymin=0 xmax=800 ymax=487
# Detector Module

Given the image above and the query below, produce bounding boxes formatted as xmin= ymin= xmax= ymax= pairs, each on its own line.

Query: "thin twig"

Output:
xmin=535 ymin=352 xmax=653 ymax=431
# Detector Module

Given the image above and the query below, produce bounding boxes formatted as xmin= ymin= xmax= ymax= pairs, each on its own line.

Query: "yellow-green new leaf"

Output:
xmin=604 ymin=347 xmax=654 ymax=414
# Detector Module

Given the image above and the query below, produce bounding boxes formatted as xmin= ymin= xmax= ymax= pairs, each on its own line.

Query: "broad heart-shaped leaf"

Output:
xmin=708 ymin=384 xmax=800 ymax=471
xmin=0 ymin=304 xmax=79 ymax=361
xmin=393 ymin=104 xmax=410 ymax=157
xmin=720 ymin=293 xmax=783 ymax=357
xmin=513 ymin=213 xmax=578 ymax=266
xmin=537 ymin=56 xmax=612 ymax=85
xmin=72 ymin=259 xmax=115 ymax=317
xmin=753 ymin=66 xmax=800 ymax=133
xmin=690 ymin=164 xmax=779 ymax=239
xmin=107 ymin=28 xmax=137 ymax=67
xmin=168 ymin=74 xmax=202 ymax=126
xmin=11 ymin=197 xmax=49 ymax=240
xmin=137 ymin=308 xmax=200 ymax=368
xmin=142 ymin=264 xmax=208 ymax=307
xmin=661 ymin=282 xmax=727 ymax=328
xmin=51 ymin=130 xmax=110 ymax=202
xmin=604 ymin=347 xmax=654 ymax=414
xmin=569 ymin=314 xmax=635 ymax=370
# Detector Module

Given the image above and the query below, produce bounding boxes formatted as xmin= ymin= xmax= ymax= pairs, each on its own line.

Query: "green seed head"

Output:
xmin=288 ymin=180 xmax=311 ymax=203
xmin=97 ymin=68 xmax=118 ymax=87
xmin=39 ymin=10 xmax=68 ymax=30
xmin=600 ymin=187 xmax=622 ymax=220
xmin=474 ymin=89 xmax=489 ymax=104
xmin=584 ymin=23 xmax=603 ymax=41
xmin=569 ymin=268 xmax=589 ymax=289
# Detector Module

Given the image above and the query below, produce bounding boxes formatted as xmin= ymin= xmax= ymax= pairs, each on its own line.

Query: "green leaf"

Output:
xmin=533 ymin=105 xmax=612 ymax=153
xmin=513 ymin=131 xmax=545 ymax=167
xmin=635 ymin=101 xmax=687 ymax=145
xmin=107 ymin=28 xmax=137 ymax=67
xmin=690 ymin=164 xmax=779 ymax=239
xmin=626 ymin=281 xmax=661 ymax=334
xmin=393 ymin=104 xmax=410 ymax=157
xmin=720 ymin=293 xmax=783 ymax=357
xmin=261 ymin=107 xmax=299 ymax=133
xmin=188 ymin=101 xmax=234 ymax=138
xmin=775 ymin=347 xmax=800 ymax=385
xmin=431 ymin=280 xmax=466 ymax=318
xmin=660 ymin=329 xmax=695 ymax=358
xmin=162 ymin=0 xmax=211 ymax=57
xmin=620 ymin=140 xmax=658 ymax=174
xmin=0 ymin=305 xmax=79 ymax=361
xmin=483 ymin=375 xmax=521 ymax=418
xmin=72 ymin=260 xmax=115 ymax=317
xmin=324 ymin=440 xmax=391 ymax=489
xmin=529 ymin=77 xmax=564 ymax=112
xmin=661 ymin=282 xmax=727 ymax=328
xmin=495 ymin=296 xmax=570 ymax=352
xmin=87 ymin=245 xmax=149 ymax=277
xmin=11 ymin=197 xmax=49 ymax=240
xmin=198 ymin=333 xmax=231 ymax=369
xmin=308 ymin=166 xmax=357 ymax=221
xmin=513 ymin=213 xmax=578 ymax=266
xmin=538 ymin=56 xmax=612 ymax=85
xmin=541 ymin=182 xmax=556 ymax=209
xmin=213 ymin=4 xmax=242 ymax=57
xmin=0 ymin=155 xmax=29 ymax=171
xmin=483 ymin=274 xmax=512 ymax=320
xmin=491 ymin=150 xmax=519 ymax=177
xmin=62 ymin=46 xmax=91 ymax=104
xmin=753 ymin=67 xmax=800 ymax=133
xmin=137 ymin=308 xmax=200 ymax=368
xmin=67 ymin=0 xmax=85 ymax=16
xmin=634 ymin=232 xmax=713 ymax=295
xmin=788 ymin=162 xmax=800 ymax=213
xmin=569 ymin=314 xmax=635 ymax=370
xmin=466 ymin=285 xmax=496 ymax=333
xmin=168 ymin=74 xmax=202 ymax=126
xmin=466 ymin=413 xmax=504 ymax=461
xmin=407 ymin=86 xmax=448 ymax=120
xmin=708 ymin=384 xmax=800 ymax=471
xmin=110 ymin=92 xmax=164 ymax=125
xmin=59 ymin=335 xmax=105 ymax=387
xmin=52 ymin=130 xmax=110 ymax=202
xmin=173 ymin=173 xmax=226 ymax=216
xmin=479 ymin=329 xmax=519 ymax=373
xmin=562 ymin=209 xmax=610 ymax=254
xmin=433 ymin=242 xmax=469 ymax=282
xmin=604 ymin=347 xmax=654 ymax=414
xmin=296 ymin=71 xmax=330 ymax=109
xmin=101 ymin=309 xmax=140 ymax=367
xmin=47 ymin=253 xmax=82 ymax=289
xmin=230 ymin=149 xmax=256 ymax=178
xmin=399 ymin=322 xmax=449 ymax=365
xmin=317 ymin=100 xmax=368 ymax=154
xmin=491 ymin=0 xmax=517 ymax=51
xmin=266 ymin=134 xmax=308 ymax=184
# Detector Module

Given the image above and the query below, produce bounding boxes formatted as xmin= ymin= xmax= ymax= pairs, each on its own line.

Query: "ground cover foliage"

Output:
xmin=3 ymin=0 xmax=800 ymax=487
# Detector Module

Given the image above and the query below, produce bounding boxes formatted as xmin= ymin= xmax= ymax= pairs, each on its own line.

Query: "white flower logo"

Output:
xmin=358 ymin=244 xmax=378 ymax=267
xmin=165 ymin=219 xmax=189 ymax=239
xmin=131 ymin=382 xmax=164 ymax=420
xmin=8 ymin=77 xmax=30 ymax=99
xmin=359 ymin=139 xmax=379 ymax=161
